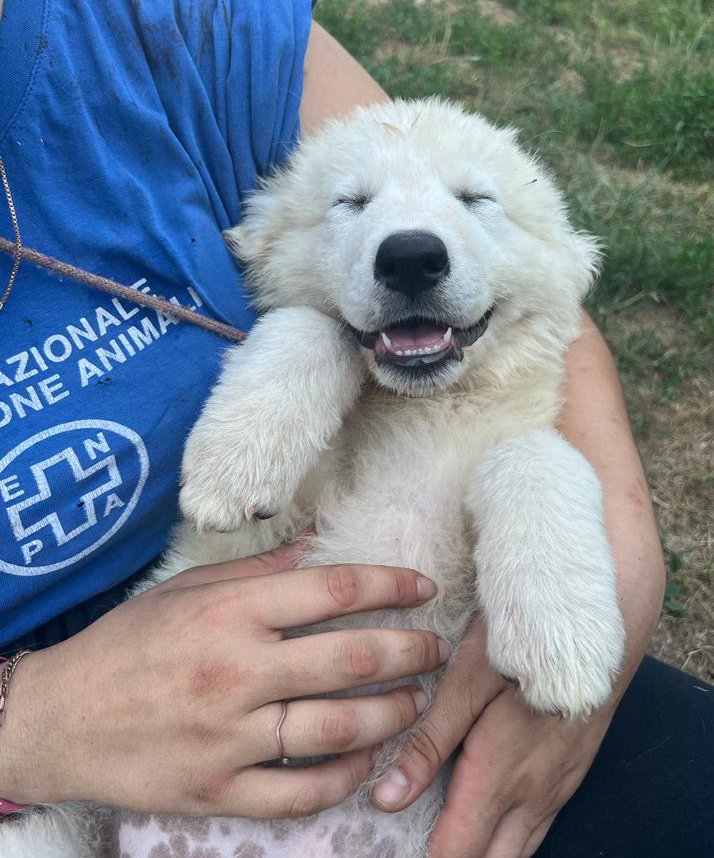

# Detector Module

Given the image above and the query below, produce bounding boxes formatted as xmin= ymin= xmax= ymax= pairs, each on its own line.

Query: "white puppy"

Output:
xmin=2 ymin=98 xmax=625 ymax=858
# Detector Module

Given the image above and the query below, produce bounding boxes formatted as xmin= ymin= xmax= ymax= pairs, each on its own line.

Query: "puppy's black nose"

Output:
xmin=374 ymin=231 xmax=450 ymax=298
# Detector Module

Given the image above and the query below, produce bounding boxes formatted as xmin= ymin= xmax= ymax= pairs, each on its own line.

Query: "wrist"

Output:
xmin=0 ymin=652 xmax=32 ymax=812
xmin=0 ymin=647 xmax=68 ymax=804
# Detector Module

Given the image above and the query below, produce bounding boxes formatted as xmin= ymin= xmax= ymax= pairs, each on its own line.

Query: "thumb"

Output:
xmin=371 ymin=630 xmax=504 ymax=812
xmin=372 ymin=700 xmax=471 ymax=812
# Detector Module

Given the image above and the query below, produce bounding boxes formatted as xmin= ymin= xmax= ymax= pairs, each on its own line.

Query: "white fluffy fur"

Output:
xmin=179 ymin=306 xmax=365 ymax=532
xmin=3 ymin=99 xmax=623 ymax=858
xmin=0 ymin=803 xmax=106 ymax=858
xmin=471 ymin=427 xmax=624 ymax=717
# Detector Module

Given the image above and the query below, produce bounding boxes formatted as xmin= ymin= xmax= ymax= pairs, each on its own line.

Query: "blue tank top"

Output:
xmin=0 ymin=0 xmax=312 ymax=648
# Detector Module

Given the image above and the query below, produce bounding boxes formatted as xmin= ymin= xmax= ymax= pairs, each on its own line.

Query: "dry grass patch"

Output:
xmin=475 ymin=0 xmax=519 ymax=25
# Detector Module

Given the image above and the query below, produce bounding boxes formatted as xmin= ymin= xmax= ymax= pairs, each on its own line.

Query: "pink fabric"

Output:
xmin=0 ymin=797 xmax=30 ymax=815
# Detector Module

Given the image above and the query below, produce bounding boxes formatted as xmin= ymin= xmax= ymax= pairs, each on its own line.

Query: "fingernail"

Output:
xmin=373 ymin=768 xmax=409 ymax=807
xmin=416 ymin=576 xmax=436 ymax=601
xmin=412 ymin=688 xmax=428 ymax=714
xmin=438 ymin=638 xmax=451 ymax=664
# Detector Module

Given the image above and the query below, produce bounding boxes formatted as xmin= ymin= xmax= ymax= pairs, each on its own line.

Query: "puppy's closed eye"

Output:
xmin=333 ymin=192 xmax=373 ymax=212
xmin=454 ymin=189 xmax=496 ymax=208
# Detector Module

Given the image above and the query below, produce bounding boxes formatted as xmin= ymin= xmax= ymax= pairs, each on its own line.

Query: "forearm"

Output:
xmin=560 ymin=311 xmax=665 ymax=698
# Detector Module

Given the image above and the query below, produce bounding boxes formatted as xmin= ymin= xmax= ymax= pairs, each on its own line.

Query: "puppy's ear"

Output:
xmin=223 ymin=187 xmax=285 ymax=264
xmin=223 ymin=223 xmax=251 ymax=262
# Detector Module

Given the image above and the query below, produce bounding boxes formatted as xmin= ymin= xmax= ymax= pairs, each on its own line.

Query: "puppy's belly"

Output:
xmin=307 ymin=435 xmax=476 ymax=637
xmin=118 ymin=780 xmax=442 ymax=858
xmin=164 ymin=429 xmax=477 ymax=638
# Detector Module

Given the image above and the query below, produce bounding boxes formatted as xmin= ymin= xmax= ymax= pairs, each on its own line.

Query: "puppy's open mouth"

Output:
xmin=349 ymin=308 xmax=494 ymax=370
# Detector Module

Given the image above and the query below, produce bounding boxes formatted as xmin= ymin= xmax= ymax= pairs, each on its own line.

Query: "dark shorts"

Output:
xmin=536 ymin=656 xmax=714 ymax=857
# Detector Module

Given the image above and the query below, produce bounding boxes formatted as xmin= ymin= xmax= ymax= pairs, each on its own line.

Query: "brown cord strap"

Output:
xmin=0 ymin=235 xmax=246 ymax=343
xmin=0 ymin=151 xmax=245 ymax=342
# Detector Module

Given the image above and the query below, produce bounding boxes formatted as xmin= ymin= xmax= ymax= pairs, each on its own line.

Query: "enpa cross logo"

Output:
xmin=0 ymin=420 xmax=149 ymax=576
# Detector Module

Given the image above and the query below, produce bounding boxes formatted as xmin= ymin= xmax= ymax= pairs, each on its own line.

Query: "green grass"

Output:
xmin=315 ymin=0 xmax=714 ymax=632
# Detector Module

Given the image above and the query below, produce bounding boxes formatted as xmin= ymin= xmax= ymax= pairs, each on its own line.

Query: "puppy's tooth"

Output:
xmin=444 ymin=327 xmax=453 ymax=344
xmin=381 ymin=332 xmax=392 ymax=348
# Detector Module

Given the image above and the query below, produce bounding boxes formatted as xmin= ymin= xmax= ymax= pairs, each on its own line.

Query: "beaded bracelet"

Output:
xmin=0 ymin=652 xmax=32 ymax=815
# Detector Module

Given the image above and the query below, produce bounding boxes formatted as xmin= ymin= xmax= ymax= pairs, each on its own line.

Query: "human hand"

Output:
xmin=372 ymin=619 xmax=613 ymax=857
xmin=0 ymin=545 xmax=448 ymax=818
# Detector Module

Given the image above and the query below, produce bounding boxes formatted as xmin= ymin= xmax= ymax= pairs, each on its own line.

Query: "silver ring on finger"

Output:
xmin=276 ymin=700 xmax=291 ymax=766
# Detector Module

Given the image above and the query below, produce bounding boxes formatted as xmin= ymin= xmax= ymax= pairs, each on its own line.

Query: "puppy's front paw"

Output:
xmin=176 ymin=307 xmax=364 ymax=533
xmin=487 ymin=596 xmax=625 ymax=720
xmin=179 ymin=421 xmax=300 ymax=533
xmin=472 ymin=428 xmax=627 ymax=720
xmin=178 ymin=435 xmax=248 ymax=533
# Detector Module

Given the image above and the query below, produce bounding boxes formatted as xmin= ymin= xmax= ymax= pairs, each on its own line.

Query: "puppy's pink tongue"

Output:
xmin=376 ymin=324 xmax=450 ymax=356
